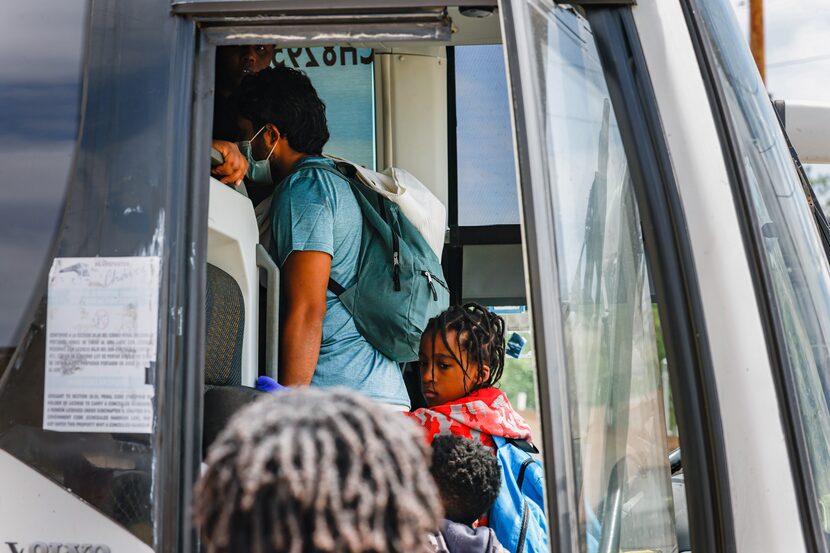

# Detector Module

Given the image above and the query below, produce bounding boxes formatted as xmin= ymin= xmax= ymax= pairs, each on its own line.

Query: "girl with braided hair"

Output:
xmin=407 ymin=303 xmax=534 ymax=450
xmin=194 ymin=388 xmax=442 ymax=553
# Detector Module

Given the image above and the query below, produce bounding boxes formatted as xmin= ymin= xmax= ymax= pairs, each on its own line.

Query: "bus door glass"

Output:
xmin=501 ymin=2 xmax=683 ymax=551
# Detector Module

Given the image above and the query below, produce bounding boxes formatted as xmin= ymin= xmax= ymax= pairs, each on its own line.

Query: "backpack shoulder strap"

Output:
xmin=491 ymin=435 xmax=540 ymax=455
xmin=277 ymin=160 xmax=390 ymax=296
xmin=506 ymin=437 xmax=540 ymax=455
xmin=278 ymin=159 xmax=348 ymax=185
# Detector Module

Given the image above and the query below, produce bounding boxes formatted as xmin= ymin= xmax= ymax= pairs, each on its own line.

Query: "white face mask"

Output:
xmin=238 ymin=125 xmax=277 ymax=185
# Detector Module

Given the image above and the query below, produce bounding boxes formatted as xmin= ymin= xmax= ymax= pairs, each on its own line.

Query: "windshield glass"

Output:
xmin=696 ymin=0 xmax=830 ymax=539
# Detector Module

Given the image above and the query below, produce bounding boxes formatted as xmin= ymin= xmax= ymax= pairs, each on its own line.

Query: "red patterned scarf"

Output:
xmin=407 ymin=387 xmax=533 ymax=448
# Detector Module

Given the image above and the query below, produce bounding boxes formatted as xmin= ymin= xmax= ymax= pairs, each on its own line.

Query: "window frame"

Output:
xmin=445 ymin=44 xmax=524 ymax=305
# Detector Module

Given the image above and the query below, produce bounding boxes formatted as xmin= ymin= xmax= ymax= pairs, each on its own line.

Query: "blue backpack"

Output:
xmin=489 ymin=436 xmax=549 ymax=553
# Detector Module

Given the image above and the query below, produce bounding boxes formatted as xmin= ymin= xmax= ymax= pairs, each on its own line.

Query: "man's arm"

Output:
xmin=279 ymin=250 xmax=332 ymax=386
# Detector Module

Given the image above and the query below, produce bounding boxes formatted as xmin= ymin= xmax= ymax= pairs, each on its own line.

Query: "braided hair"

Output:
xmin=424 ymin=302 xmax=506 ymax=394
xmin=194 ymin=388 xmax=442 ymax=553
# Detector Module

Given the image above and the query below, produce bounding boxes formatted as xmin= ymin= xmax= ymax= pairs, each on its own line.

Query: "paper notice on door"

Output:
xmin=43 ymin=257 xmax=161 ymax=434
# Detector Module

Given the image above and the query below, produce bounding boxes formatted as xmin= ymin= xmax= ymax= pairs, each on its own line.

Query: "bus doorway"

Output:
xmin=196 ymin=5 xmax=689 ymax=553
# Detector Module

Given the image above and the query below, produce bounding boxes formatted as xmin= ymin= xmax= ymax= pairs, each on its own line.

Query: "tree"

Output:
xmin=805 ymin=165 xmax=830 ymax=213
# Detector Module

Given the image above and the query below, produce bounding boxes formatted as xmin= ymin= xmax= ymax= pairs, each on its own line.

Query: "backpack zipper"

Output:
xmin=423 ymin=271 xmax=437 ymax=300
xmin=393 ymin=249 xmax=401 ymax=291
xmin=423 ymin=270 xmax=453 ymax=301
xmin=422 ymin=270 xmax=448 ymax=295
xmin=515 ymin=453 xmax=535 ymax=553
xmin=378 ymin=196 xmax=402 ymax=292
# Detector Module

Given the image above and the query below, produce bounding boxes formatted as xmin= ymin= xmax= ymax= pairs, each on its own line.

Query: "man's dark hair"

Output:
xmin=194 ymin=388 xmax=442 ymax=553
xmin=235 ymin=65 xmax=330 ymax=154
xmin=430 ymin=435 xmax=501 ymax=525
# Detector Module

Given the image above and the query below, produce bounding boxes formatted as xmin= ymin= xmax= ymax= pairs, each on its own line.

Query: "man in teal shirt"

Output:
xmin=235 ymin=66 xmax=410 ymax=408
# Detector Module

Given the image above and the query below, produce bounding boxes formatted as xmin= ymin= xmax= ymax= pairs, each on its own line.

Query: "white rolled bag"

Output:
xmin=256 ymin=154 xmax=447 ymax=260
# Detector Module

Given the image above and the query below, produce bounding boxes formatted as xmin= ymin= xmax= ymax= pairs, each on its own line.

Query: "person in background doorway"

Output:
xmin=233 ymin=66 xmax=411 ymax=409
xmin=194 ymin=388 xmax=442 ymax=553
xmin=211 ymin=45 xmax=276 ymax=186
xmin=214 ymin=45 xmax=275 ymax=142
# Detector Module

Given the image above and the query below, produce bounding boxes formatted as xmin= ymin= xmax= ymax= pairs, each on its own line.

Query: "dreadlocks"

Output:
xmin=424 ymin=302 xmax=506 ymax=394
xmin=194 ymin=388 xmax=442 ymax=553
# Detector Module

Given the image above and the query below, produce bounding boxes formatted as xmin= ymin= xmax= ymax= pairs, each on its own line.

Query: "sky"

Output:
xmin=729 ymin=0 xmax=830 ymax=105
xmin=728 ymin=0 xmax=830 ymax=191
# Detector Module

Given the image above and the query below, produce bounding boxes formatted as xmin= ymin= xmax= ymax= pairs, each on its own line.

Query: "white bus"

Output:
xmin=3 ymin=0 xmax=830 ymax=551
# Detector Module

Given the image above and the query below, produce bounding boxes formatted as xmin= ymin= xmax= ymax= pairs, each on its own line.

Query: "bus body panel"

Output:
xmin=632 ymin=0 xmax=807 ymax=550
xmin=0 ymin=0 xmax=202 ymax=549
xmin=0 ymin=450 xmax=153 ymax=551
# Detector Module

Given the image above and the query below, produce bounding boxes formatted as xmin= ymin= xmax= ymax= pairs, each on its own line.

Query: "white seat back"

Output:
xmin=207 ymin=177 xmax=260 ymax=385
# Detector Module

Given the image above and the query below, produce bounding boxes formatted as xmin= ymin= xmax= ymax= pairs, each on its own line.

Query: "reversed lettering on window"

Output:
xmin=273 ymin=47 xmax=373 ymax=68
xmin=43 ymin=257 xmax=160 ymax=434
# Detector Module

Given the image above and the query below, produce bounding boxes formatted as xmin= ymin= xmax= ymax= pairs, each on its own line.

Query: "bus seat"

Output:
xmin=205 ymin=263 xmax=244 ymax=386
xmin=203 ymin=386 xmax=264 ymax=456
xmin=203 ymin=263 xmax=265 ymax=456
xmin=207 ymin=176 xmax=261 ymax=385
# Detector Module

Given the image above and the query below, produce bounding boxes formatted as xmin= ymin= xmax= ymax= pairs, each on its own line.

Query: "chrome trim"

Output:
xmin=173 ymin=0 xmax=495 ymax=15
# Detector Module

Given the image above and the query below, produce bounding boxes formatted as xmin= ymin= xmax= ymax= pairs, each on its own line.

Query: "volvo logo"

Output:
xmin=5 ymin=544 xmax=111 ymax=553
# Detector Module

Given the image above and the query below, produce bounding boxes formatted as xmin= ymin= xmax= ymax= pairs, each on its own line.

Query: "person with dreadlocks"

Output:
xmin=408 ymin=302 xmax=534 ymax=450
xmin=194 ymin=388 xmax=443 ymax=553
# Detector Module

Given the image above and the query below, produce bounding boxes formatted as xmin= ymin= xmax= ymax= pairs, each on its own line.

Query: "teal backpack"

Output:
xmin=282 ymin=160 xmax=449 ymax=362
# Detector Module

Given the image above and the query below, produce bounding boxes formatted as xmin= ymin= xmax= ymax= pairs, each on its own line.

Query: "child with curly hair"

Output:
xmin=429 ymin=435 xmax=507 ymax=553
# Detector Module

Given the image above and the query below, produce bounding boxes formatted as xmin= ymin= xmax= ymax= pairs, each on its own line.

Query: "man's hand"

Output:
xmin=211 ymin=140 xmax=248 ymax=185
xmin=279 ymin=250 xmax=332 ymax=386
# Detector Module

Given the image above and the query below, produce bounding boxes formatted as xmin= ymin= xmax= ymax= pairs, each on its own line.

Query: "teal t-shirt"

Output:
xmin=270 ymin=156 xmax=410 ymax=407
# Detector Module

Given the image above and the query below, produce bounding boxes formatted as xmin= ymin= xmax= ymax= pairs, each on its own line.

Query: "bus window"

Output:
xmin=695 ymin=0 xmax=830 ymax=543
xmin=455 ymin=44 xmax=519 ymax=227
xmin=279 ymin=47 xmax=377 ymax=170
xmin=492 ymin=306 xmax=542 ymax=442
xmin=0 ymin=3 xmax=157 ymax=547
